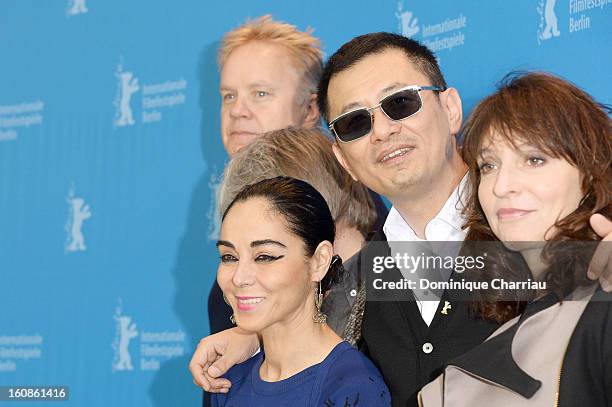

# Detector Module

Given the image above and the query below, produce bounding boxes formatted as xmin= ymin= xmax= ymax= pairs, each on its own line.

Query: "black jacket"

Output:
xmin=558 ymin=288 xmax=612 ymax=405
xmin=360 ymin=230 xmax=500 ymax=407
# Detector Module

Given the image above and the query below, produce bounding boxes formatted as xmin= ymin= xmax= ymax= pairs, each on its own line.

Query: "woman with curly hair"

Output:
xmin=419 ymin=72 xmax=611 ymax=406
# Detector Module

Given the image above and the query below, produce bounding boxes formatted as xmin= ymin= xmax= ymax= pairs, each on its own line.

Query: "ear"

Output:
xmin=332 ymin=142 xmax=359 ymax=182
xmin=309 ymin=240 xmax=334 ymax=283
xmin=441 ymin=87 xmax=463 ymax=136
xmin=302 ymin=93 xmax=321 ymax=129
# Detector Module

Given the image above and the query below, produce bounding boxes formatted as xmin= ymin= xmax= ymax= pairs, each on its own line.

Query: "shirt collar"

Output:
xmin=383 ymin=174 xmax=468 ymax=242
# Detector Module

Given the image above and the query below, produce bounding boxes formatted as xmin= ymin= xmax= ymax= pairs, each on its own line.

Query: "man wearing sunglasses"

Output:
xmin=316 ymin=32 xmax=500 ymax=407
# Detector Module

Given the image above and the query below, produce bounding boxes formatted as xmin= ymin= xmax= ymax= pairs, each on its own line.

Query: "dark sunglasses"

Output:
xmin=328 ymin=85 xmax=445 ymax=143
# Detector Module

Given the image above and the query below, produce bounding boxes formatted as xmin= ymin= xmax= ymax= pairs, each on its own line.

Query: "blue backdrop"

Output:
xmin=1 ymin=0 xmax=610 ymax=405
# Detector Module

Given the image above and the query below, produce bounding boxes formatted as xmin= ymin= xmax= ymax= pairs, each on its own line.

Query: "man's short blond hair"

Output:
xmin=219 ymin=128 xmax=376 ymax=237
xmin=218 ymin=15 xmax=324 ymax=101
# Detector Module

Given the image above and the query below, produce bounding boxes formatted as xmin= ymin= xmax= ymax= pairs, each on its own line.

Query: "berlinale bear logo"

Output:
xmin=114 ymin=64 xmax=140 ymax=127
xmin=65 ymin=185 xmax=91 ymax=252
xmin=112 ymin=301 xmax=139 ymax=372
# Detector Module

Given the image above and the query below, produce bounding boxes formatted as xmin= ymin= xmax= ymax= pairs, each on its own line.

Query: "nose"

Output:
xmin=492 ymin=164 xmax=522 ymax=198
xmin=370 ymin=106 xmax=401 ymax=143
xmin=228 ymin=95 xmax=252 ymax=119
xmin=232 ymin=259 xmax=256 ymax=288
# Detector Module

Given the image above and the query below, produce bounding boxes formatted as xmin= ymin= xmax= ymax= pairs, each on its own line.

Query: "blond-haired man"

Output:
xmin=218 ymin=15 xmax=322 ymax=156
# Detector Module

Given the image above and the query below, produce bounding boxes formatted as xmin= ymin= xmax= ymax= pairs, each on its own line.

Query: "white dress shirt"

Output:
xmin=382 ymin=176 xmax=468 ymax=326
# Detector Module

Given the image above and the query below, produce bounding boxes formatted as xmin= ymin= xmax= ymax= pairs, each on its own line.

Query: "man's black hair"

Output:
xmin=317 ymin=32 xmax=447 ymax=123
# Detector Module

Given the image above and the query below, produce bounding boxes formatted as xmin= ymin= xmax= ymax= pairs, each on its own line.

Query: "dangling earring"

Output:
xmin=223 ymin=295 xmax=237 ymax=325
xmin=313 ymin=281 xmax=327 ymax=324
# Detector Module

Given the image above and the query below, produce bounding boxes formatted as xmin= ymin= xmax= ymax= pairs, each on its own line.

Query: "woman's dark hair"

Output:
xmin=461 ymin=72 xmax=612 ymax=322
xmin=222 ymin=176 xmax=345 ymax=293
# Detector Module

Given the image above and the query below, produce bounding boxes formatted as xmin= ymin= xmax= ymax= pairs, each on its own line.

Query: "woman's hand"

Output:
xmin=189 ymin=327 xmax=259 ymax=392
xmin=588 ymin=214 xmax=612 ymax=292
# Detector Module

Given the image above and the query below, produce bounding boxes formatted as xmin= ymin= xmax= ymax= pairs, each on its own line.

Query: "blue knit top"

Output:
xmin=211 ymin=341 xmax=391 ymax=406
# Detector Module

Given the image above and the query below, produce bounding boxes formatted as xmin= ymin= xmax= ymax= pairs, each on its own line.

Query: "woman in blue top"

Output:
xmin=212 ymin=176 xmax=391 ymax=407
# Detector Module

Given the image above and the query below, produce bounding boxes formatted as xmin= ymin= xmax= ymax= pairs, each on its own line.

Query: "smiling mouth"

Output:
xmin=379 ymin=147 xmax=414 ymax=163
xmin=237 ymin=297 xmax=264 ymax=305
xmin=236 ymin=297 xmax=265 ymax=311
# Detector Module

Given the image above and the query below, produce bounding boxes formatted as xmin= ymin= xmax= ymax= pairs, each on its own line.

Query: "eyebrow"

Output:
xmin=219 ymin=81 xmax=274 ymax=91
xmin=215 ymin=239 xmax=287 ymax=249
xmin=251 ymin=239 xmax=286 ymax=248
xmin=248 ymin=81 xmax=274 ymax=89
xmin=216 ymin=240 xmax=235 ymax=249
xmin=381 ymin=82 xmax=405 ymax=94
xmin=478 ymin=141 xmax=534 ymax=155
xmin=338 ymin=82 xmax=406 ymax=114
